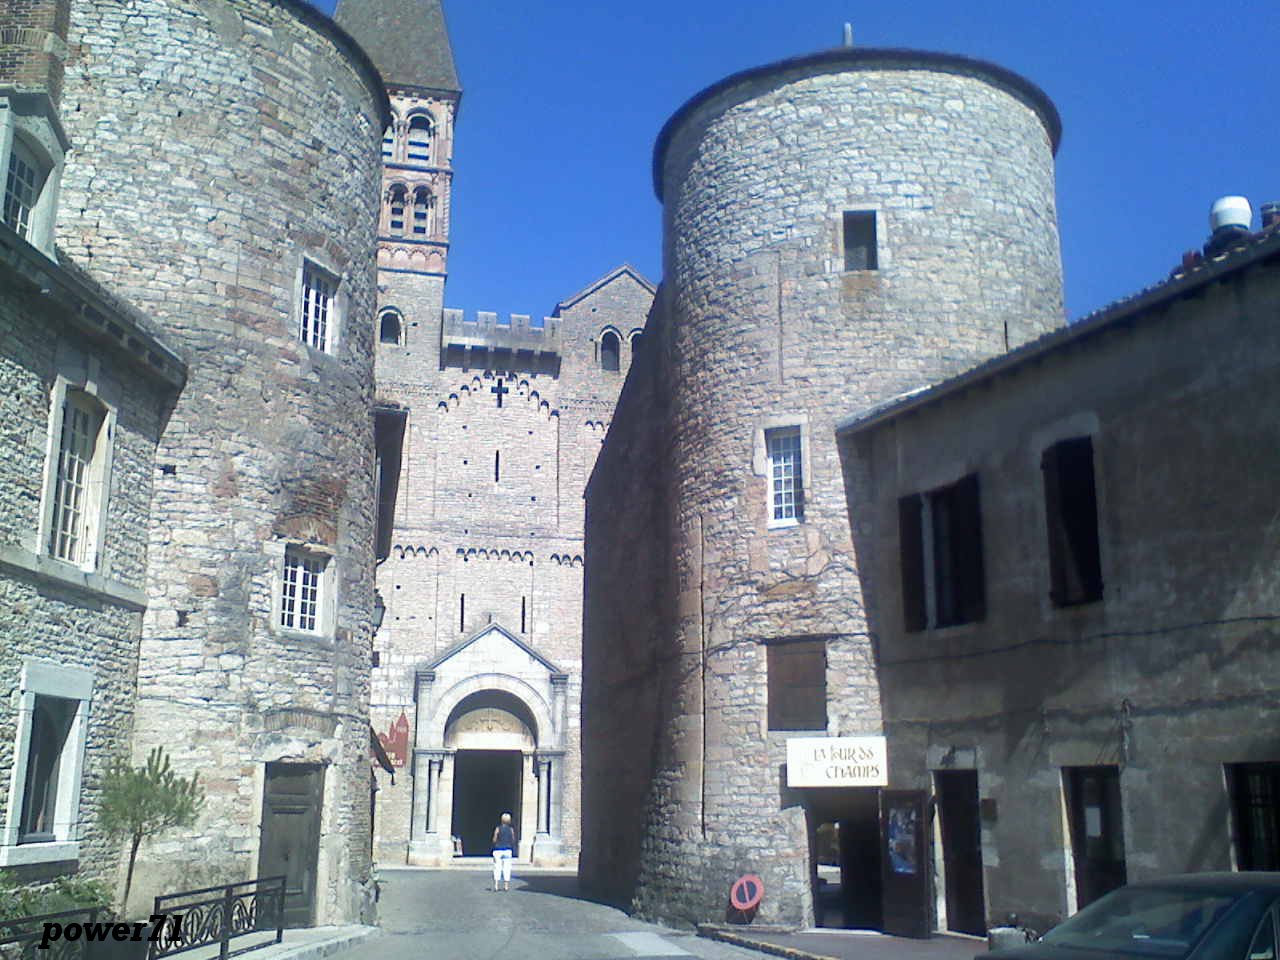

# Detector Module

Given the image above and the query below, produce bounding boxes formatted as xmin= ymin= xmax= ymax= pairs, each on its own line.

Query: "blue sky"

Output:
xmin=310 ymin=0 xmax=1276 ymax=321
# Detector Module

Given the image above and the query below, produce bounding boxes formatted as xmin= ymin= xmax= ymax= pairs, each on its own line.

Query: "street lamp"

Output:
xmin=372 ymin=590 xmax=386 ymax=634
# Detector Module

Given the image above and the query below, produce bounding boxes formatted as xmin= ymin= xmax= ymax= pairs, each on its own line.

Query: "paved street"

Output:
xmin=333 ymin=866 xmax=766 ymax=960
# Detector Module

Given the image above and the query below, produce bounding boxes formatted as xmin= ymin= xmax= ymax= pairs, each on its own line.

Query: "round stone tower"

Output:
xmin=634 ymin=48 xmax=1063 ymax=924
xmin=54 ymin=0 xmax=388 ymax=923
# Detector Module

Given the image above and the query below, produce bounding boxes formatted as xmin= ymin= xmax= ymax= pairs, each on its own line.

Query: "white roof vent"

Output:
xmin=1210 ymin=196 xmax=1252 ymax=232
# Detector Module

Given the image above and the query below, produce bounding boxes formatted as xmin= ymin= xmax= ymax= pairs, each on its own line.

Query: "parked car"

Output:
xmin=985 ymin=874 xmax=1280 ymax=960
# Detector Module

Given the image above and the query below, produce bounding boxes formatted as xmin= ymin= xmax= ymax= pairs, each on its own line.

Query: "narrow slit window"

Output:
xmin=843 ymin=211 xmax=878 ymax=271
xmin=459 ymin=593 xmax=466 ymax=632
xmin=521 ymin=596 xmax=527 ymax=633
xmin=494 ymin=450 xmax=501 ymax=483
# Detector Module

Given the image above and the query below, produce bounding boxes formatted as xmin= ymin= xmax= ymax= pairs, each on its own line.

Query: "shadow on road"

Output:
xmin=512 ymin=873 xmax=625 ymax=910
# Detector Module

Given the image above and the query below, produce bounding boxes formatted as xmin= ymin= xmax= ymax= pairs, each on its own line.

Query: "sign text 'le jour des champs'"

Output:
xmin=785 ymin=736 xmax=888 ymax=788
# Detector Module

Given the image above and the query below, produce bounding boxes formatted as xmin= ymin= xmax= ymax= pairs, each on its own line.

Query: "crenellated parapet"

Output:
xmin=441 ymin=308 xmax=561 ymax=361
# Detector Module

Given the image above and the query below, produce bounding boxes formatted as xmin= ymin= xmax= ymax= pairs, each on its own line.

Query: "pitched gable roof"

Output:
xmin=423 ymin=622 xmax=567 ymax=678
xmin=554 ymin=263 xmax=657 ymax=315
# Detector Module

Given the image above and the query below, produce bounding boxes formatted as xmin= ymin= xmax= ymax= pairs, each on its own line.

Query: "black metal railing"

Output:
xmin=0 ymin=906 xmax=107 ymax=960
xmin=148 ymin=877 xmax=285 ymax=960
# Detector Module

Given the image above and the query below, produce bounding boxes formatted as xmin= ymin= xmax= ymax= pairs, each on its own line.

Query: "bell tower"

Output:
xmin=336 ymin=0 xmax=460 ymax=327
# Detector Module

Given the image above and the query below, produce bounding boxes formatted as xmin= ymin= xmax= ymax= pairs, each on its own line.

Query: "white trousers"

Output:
xmin=492 ymin=848 xmax=512 ymax=886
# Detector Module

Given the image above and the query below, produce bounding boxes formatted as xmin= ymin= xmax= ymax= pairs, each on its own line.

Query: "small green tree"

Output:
xmin=98 ymin=747 xmax=204 ymax=911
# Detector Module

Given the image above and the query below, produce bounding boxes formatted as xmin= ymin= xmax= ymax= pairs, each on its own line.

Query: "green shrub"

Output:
xmin=0 ymin=873 xmax=111 ymax=920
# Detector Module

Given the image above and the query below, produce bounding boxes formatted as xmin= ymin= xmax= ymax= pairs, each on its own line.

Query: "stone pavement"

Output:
xmin=328 ymin=864 xmax=765 ymax=960
xmin=699 ymin=925 xmax=985 ymax=960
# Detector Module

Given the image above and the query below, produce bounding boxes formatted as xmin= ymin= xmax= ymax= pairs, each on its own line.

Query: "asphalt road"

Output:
xmin=333 ymin=865 xmax=767 ymax=960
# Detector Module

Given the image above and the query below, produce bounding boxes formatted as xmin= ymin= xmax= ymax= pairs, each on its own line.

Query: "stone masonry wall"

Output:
xmin=0 ymin=253 xmax=174 ymax=885
xmin=583 ymin=51 xmax=1065 ymax=926
xmin=370 ymin=268 xmax=652 ymax=865
xmin=846 ymin=253 xmax=1280 ymax=931
xmin=54 ymin=0 xmax=386 ymax=922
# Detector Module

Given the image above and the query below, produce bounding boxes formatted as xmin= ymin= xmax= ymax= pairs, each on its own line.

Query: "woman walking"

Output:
xmin=491 ymin=812 xmax=516 ymax=891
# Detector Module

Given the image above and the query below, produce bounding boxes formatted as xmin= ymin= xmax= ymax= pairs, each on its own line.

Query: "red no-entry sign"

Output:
xmin=730 ymin=874 xmax=764 ymax=912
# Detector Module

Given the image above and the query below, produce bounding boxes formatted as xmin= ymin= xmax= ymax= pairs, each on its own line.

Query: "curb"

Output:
xmin=271 ymin=927 xmax=379 ymax=960
xmin=697 ymin=925 xmax=839 ymax=960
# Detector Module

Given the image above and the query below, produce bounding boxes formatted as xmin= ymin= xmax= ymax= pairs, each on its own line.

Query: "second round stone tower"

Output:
xmin=582 ymin=46 xmax=1064 ymax=925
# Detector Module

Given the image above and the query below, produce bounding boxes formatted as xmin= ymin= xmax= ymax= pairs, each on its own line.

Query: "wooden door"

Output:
xmin=880 ymin=790 xmax=931 ymax=939
xmin=1065 ymin=766 xmax=1126 ymax=909
xmin=258 ymin=763 xmax=324 ymax=928
xmin=936 ymin=770 xmax=986 ymax=935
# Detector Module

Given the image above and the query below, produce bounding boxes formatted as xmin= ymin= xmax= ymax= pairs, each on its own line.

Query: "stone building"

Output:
xmin=581 ymin=47 xmax=1066 ymax=927
xmin=836 ymin=208 xmax=1280 ymax=935
xmin=581 ymin=34 xmax=1280 ymax=940
xmin=335 ymin=0 xmax=654 ymax=869
xmin=2 ymin=0 xmax=389 ymax=925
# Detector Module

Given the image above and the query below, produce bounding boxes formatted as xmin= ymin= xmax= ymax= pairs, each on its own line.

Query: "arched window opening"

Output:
xmin=412 ymin=188 xmax=434 ymax=237
xmin=379 ymin=309 xmax=403 ymax=345
xmin=407 ymin=115 xmax=433 ymax=163
xmin=387 ymin=185 xmax=407 ymax=236
xmin=600 ymin=331 xmax=620 ymax=372
xmin=630 ymin=332 xmax=644 ymax=353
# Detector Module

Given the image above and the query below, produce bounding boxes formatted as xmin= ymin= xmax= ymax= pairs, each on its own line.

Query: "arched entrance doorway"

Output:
xmin=405 ymin=624 xmax=569 ymax=866
xmin=444 ymin=690 xmax=536 ymax=856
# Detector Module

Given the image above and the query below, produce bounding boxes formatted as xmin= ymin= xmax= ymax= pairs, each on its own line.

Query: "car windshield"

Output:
xmin=1041 ymin=887 xmax=1240 ymax=958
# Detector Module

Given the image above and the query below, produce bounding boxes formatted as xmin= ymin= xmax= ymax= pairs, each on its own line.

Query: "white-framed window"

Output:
xmin=299 ymin=259 xmax=338 ymax=353
xmin=39 ymin=379 xmax=114 ymax=571
xmin=3 ymin=136 xmax=45 ymax=240
xmin=279 ymin=545 xmax=332 ymax=635
xmin=1 ymin=660 xmax=93 ymax=867
xmin=766 ymin=426 xmax=804 ymax=526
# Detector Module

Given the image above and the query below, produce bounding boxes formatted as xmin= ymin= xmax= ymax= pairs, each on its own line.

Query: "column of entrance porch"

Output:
xmin=408 ymin=748 xmax=455 ymax=864
xmin=530 ymin=749 xmax=566 ymax=864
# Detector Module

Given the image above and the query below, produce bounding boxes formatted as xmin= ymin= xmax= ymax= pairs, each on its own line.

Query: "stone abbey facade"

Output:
xmin=334 ymin=0 xmax=653 ymax=868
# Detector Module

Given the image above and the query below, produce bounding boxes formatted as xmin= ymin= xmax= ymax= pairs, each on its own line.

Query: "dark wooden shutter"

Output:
xmin=1041 ymin=442 xmax=1069 ymax=604
xmin=898 ymin=494 xmax=926 ymax=632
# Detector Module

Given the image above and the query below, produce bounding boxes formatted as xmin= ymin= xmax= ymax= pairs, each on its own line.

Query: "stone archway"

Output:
xmin=443 ymin=691 xmax=536 ymax=856
xmin=406 ymin=625 xmax=569 ymax=865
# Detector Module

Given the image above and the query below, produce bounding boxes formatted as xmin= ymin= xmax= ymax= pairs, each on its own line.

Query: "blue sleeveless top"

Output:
xmin=494 ymin=824 xmax=516 ymax=850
